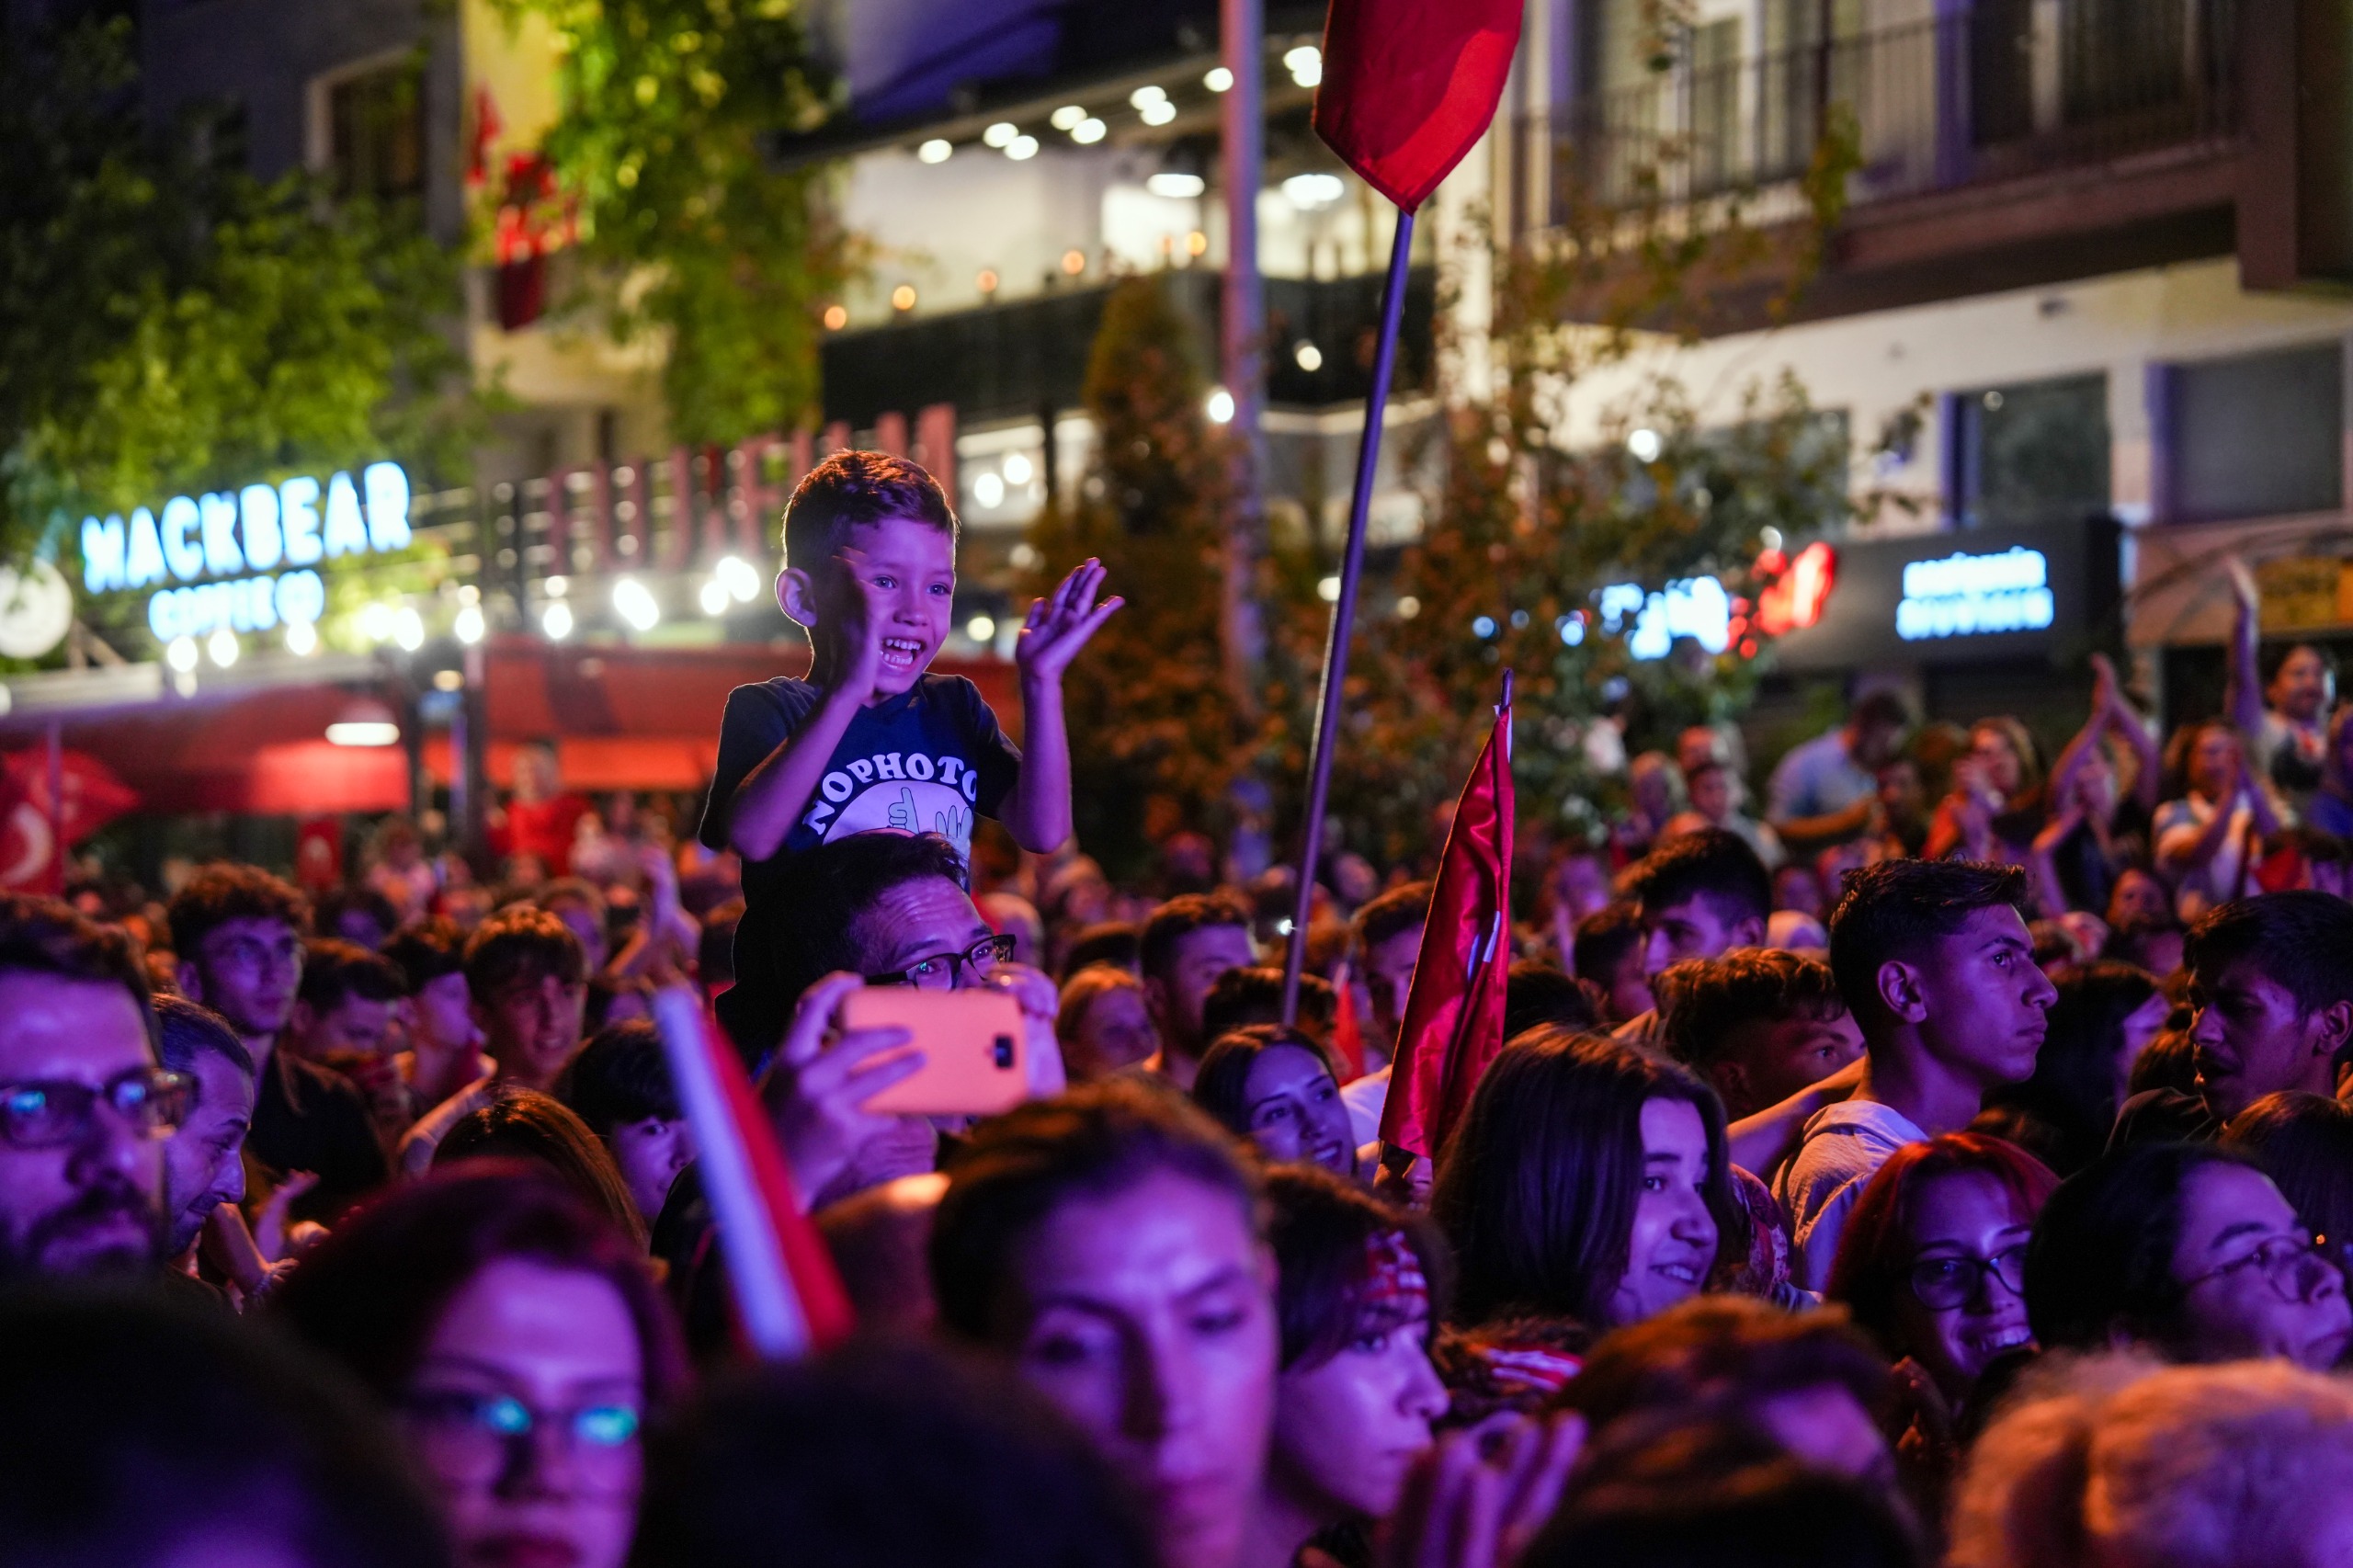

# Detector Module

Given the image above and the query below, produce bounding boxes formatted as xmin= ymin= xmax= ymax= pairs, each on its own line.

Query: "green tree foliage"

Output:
xmin=0 ymin=18 xmax=473 ymax=585
xmin=486 ymin=0 xmax=850 ymax=446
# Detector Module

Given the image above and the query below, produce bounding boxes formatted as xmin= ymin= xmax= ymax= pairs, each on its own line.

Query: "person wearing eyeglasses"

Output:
xmin=2028 ymin=1142 xmax=2353 ymax=1371
xmin=0 ymin=892 xmax=184 ymax=1285
xmin=272 ymin=1165 xmax=688 ymax=1568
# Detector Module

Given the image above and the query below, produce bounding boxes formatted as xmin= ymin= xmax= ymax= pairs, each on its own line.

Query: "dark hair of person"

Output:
xmin=1973 ymin=962 xmax=2159 ymax=1176
xmin=1138 ymin=891 xmax=1254 ymax=987
xmin=1192 ymin=1025 xmax=1338 ymax=1142
xmin=1851 ymin=690 xmax=1913 ymax=734
xmin=1353 ymin=880 xmax=1433 ymax=950
xmin=1505 ymin=959 xmax=1599 ymax=1041
xmin=557 ymin=1017 xmax=681 ymax=1139
xmin=2126 ymin=1025 xmax=2200 ymax=1098
xmin=1654 ymin=950 xmax=1846 ymax=1074
xmin=1561 ymin=1295 xmax=1891 ymax=1435
xmin=434 ymin=1088 xmax=649 ymax=1248
xmin=0 ymin=892 xmax=159 ymax=1044
xmin=2024 ymin=1141 xmax=2263 ymax=1354
xmin=165 ymin=862 xmax=309 ymax=959
xmin=1572 ymin=904 xmax=1645 ymax=986
xmin=0 ymin=1286 xmax=449 ymax=1568
xmin=461 ymin=903 xmax=587 ymax=1003
xmin=297 ymin=937 xmax=410 ymax=1015
xmin=1826 ymin=860 xmax=2030 ymax=1018
xmin=1199 ymin=965 xmax=1336 ymax=1043
xmin=1055 ymin=965 xmax=1145 ymax=1050
xmin=633 ymin=1339 xmax=1152 ymax=1568
xmin=1825 ymin=1133 xmax=2059 ymax=1356
xmin=271 ymin=1163 xmax=686 ymax=1404
xmin=1430 ymin=1028 xmax=1740 ymax=1329
xmin=781 ymin=448 xmax=961 ymax=573
xmin=539 ymin=876 xmax=608 ymax=924
xmin=2222 ymin=1092 xmax=2353 ymax=1259
xmin=380 ymin=917 xmax=468 ymax=991
xmin=1264 ymin=1164 xmax=1450 ymax=1372
xmin=1627 ymin=829 xmax=1772 ymax=929
xmin=153 ymin=994 xmax=255 ymax=1081
xmin=314 ymin=884 xmax=401 ymax=944
xmin=930 ymin=1079 xmax=1261 ymax=1342
xmin=2185 ymin=891 xmax=2353 ymax=1024
xmin=1059 ymin=920 xmax=1141 ymax=983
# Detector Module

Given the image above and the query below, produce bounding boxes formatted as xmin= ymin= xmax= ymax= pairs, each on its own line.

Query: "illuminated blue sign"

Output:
xmin=1599 ymin=577 xmax=1733 ymax=660
xmin=79 ymin=462 xmax=411 ymax=642
xmin=1895 ymin=546 xmax=2052 ymax=641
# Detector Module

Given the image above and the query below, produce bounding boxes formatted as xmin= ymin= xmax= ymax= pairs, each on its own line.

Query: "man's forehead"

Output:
xmin=1176 ymin=923 xmax=1255 ymax=963
xmin=858 ymin=875 xmax=983 ymax=958
xmin=0 ymin=971 xmax=154 ymax=1078
xmin=202 ymin=916 xmax=299 ymax=948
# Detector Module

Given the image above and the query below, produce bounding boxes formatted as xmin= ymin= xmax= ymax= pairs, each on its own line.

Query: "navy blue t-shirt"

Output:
xmin=699 ymin=673 xmax=1021 ymax=904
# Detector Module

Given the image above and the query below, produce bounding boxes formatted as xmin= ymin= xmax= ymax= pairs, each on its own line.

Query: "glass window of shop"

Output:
xmin=1952 ymin=372 xmax=2109 ymax=530
xmin=2166 ymin=343 xmax=2344 ymax=524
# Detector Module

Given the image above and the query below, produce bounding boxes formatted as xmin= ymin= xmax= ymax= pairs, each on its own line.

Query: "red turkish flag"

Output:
xmin=0 ymin=749 xmax=139 ymax=892
xmin=1380 ymin=687 xmax=1514 ymax=1160
xmin=1313 ymin=0 xmax=1525 ymax=211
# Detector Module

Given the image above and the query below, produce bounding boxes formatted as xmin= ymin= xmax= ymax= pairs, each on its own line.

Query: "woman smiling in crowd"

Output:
xmin=1193 ymin=1025 xmax=1361 ymax=1181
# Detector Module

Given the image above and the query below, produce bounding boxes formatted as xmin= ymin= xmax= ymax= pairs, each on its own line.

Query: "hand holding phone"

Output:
xmin=839 ymin=988 xmax=1029 ymax=1117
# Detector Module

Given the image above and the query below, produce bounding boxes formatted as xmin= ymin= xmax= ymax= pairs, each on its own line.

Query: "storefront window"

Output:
xmin=1952 ymin=372 xmax=2109 ymax=530
xmin=2166 ymin=343 xmax=2344 ymax=524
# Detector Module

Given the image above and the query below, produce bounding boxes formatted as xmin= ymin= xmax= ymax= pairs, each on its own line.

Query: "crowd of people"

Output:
xmin=14 ymin=452 xmax=2353 ymax=1568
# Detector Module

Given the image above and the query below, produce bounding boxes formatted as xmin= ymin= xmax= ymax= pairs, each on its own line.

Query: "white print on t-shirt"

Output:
xmin=801 ymin=751 xmax=980 ymax=857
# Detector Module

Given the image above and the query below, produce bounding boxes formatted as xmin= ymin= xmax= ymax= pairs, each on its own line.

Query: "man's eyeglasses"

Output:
xmin=2177 ymin=1233 xmax=2339 ymax=1303
xmin=865 ymin=932 xmax=1017 ymax=991
xmin=0 ymin=1067 xmax=188 ymax=1151
xmin=400 ymin=1390 xmax=642 ymax=1493
xmin=1905 ymin=1244 xmax=2029 ymax=1312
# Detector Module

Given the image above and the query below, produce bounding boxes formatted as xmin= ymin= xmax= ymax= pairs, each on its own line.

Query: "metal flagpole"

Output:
xmin=1280 ymin=209 xmax=1415 ymax=1024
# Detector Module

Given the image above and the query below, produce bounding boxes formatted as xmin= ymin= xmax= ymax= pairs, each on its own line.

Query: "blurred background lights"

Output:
xmin=542 ymin=600 xmax=574 ymax=640
xmin=613 ymin=577 xmax=660 ymax=631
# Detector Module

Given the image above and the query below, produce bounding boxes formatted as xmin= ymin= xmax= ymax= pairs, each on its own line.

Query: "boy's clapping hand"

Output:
xmin=1016 ymin=558 xmax=1122 ymax=687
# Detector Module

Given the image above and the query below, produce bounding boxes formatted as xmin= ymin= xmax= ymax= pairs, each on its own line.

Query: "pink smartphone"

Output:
xmin=839 ymin=988 xmax=1029 ymax=1118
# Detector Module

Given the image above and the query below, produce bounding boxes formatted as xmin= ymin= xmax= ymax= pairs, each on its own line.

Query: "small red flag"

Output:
xmin=1313 ymin=0 xmax=1525 ymax=211
xmin=1380 ymin=683 xmax=1515 ymax=1160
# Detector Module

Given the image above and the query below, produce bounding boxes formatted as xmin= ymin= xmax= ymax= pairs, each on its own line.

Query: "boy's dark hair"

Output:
xmin=1060 ymin=920 xmax=1141 ymax=983
xmin=1656 ymin=950 xmax=1846 ymax=1073
xmin=1628 ymin=830 xmax=1771 ymax=928
xmin=559 ymin=1017 xmax=682 ymax=1136
xmin=1506 ymin=959 xmax=1599 ymax=1041
xmin=930 ymin=1078 xmax=1260 ymax=1342
xmin=1354 ymin=880 xmax=1434 ymax=949
xmin=634 ymin=1340 xmax=1154 ymax=1568
xmin=1139 ymin=891 xmax=1253 ymax=987
xmin=781 ymin=449 xmax=960 ymax=574
xmin=1199 ymin=965 xmax=1336 ymax=1042
xmin=2024 ymin=1142 xmax=2258 ymax=1354
xmin=1562 ymin=1295 xmax=1890 ymax=1433
xmin=166 ymin=862 xmax=308 ymax=956
xmin=0 ymin=892 xmax=157 ymax=1044
xmin=0 ymin=1287 xmax=449 ymax=1568
xmin=153 ymin=994 xmax=255 ymax=1080
xmin=298 ymin=937 xmax=410 ymax=1013
xmin=314 ymin=884 xmax=400 ymax=943
xmin=1264 ymin=1164 xmax=1451 ymax=1371
xmin=462 ymin=905 xmax=588 ymax=1004
xmin=1572 ymin=905 xmax=1646 ymax=985
xmin=1826 ymin=859 xmax=2029 ymax=1017
xmin=2184 ymin=891 xmax=2353 ymax=1022
xmin=381 ymin=917 xmax=468 ymax=990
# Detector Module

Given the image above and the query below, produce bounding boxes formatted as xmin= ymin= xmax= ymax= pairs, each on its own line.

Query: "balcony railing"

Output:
xmin=1520 ymin=0 xmax=2238 ymax=232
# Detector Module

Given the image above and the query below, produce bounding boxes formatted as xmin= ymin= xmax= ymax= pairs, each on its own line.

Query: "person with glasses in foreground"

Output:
xmin=0 ymin=892 xmax=185 ymax=1284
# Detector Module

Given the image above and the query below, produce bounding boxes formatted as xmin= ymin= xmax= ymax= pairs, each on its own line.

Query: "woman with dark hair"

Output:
xmin=2223 ymin=1092 xmax=2353 ymax=1271
xmin=2025 ymin=1142 xmax=2351 ymax=1369
xmin=1431 ymin=1028 xmax=1740 ymax=1335
xmin=1193 ymin=1025 xmax=1360 ymax=1180
xmin=271 ymin=1165 xmax=689 ymax=1568
xmin=1973 ymin=963 xmax=2165 ymax=1176
xmin=1926 ymin=717 xmax=2047 ymax=866
xmin=434 ymin=1086 xmax=649 ymax=1248
xmin=1238 ymin=1166 xmax=1449 ymax=1568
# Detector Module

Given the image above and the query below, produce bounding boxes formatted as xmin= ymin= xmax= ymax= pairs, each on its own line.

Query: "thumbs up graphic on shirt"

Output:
xmin=885 ymin=786 xmax=921 ymax=832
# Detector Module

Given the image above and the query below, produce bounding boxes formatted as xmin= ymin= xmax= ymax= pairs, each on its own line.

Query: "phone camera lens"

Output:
xmin=993 ymin=1034 xmax=1016 ymax=1069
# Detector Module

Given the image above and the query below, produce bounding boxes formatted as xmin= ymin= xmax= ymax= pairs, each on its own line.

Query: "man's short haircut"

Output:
xmin=1059 ymin=920 xmax=1141 ymax=983
xmin=1199 ymin=965 xmax=1336 ymax=1042
xmin=558 ymin=1017 xmax=683 ymax=1137
xmin=1850 ymin=689 xmax=1912 ymax=733
xmin=1562 ymin=1295 xmax=1891 ymax=1434
xmin=298 ymin=937 xmax=410 ymax=1014
xmin=0 ymin=892 xmax=157 ymax=1045
xmin=380 ymin=917 xmax=469 ymax=991
xmin=1138 ymin=891 xmax=1254 ymax=986
xmin=930 ymin=1078 xmax=1260 ymax=1342
xmin=1354 ymin=880 xmax=1434 ymax=949
xmin=153 ymin=994 xmax=255 ymax=1081
xmin=1826 ymin=859 xmax=2030 ymax=1016
xmin=462 ymin=904 xmax=588 ymax=1004
xmin=166 ymin=862 xmax=308 ymax=957
xmin=1656 ymin=950 xmax=1847 ymax=1072
xmin=1628 ymin=829 xmax=1772 ymax=928
xmin=1506 ymin=959 xmax=1598 ymax=1041
xmin=781 ymin=449 xmax=960 ymax=574
xmin=313 ymin=884 xmax=400 ymax=942
xmin=1572 ymin=905 xmax=1646 ymax=984
xmin=2184 ymin=891 xmax=2353 ymax=1021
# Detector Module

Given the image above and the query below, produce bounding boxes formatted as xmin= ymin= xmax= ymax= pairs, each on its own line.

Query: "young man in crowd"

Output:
xmin=0 ymin=893 xmax=174 ymax=1284
xmin=1778 ymin=859 xmax=2056 ymax=1289
xmin=1137 ymin=891 xmax=1257 ymax=1090
xmin=1631 ymin=828 xmax=1773 ymax=979
xmin=286 ymin=937 xmax=411 ymax=1144
xmin=381 ymin=918 xmax=492 ymax=1118
xmin=2115 ymin=890 xmax=2353 ymax=1145
xmin=152 ymin=994 xmax=256 ymax=1268
xmin=1655 ymin=949 xmax=1866 ymax=1121
xmin=1338 ymin=880 xmax=1430 ymax=1142
xmin=1574 ymin=905 xmax=1655 ymax=1027
xmin=169 ymin=863 xmax=386 ymax=1220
